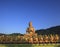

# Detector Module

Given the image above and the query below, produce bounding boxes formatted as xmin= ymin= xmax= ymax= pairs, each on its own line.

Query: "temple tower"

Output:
xmin=24 ymin=22 xmax=38 ymax=43
xmin=26 ymin=21 xmax=35 ymax=34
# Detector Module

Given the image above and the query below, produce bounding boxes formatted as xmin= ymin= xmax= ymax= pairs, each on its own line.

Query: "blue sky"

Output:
xmin=0 ymin=0 xmax=60 ymax=34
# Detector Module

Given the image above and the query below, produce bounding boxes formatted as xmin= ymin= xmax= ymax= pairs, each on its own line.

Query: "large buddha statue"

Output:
xmin=26 ymin=22 xmax=35 ymax=34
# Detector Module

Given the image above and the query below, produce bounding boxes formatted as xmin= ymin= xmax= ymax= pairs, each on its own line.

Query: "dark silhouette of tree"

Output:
xmin=35 ymin=25 xmax=60 ymax=35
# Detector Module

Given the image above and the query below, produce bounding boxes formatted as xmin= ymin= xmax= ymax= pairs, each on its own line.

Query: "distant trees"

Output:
xmin=35 ymin=26 xmax=60 ymax=35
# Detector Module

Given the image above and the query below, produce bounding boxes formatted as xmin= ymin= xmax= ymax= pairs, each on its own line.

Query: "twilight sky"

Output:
xmin=0 ymin=0 xmax=60 ymax=34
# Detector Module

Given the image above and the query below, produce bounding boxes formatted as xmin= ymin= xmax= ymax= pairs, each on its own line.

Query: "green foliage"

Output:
xmin=35 ymin=26 xmax=60 ymax=35
xmin=0 ymin=44 xmax=60 ymax=47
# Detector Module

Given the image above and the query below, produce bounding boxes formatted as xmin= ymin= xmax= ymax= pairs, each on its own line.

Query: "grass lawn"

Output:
xmin=0 ymin=44 xmax=60 ymax=47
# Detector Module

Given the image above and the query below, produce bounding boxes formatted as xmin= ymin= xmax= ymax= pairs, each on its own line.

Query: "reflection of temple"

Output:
xmin=24 ymin=22 xmax=38 ymax=43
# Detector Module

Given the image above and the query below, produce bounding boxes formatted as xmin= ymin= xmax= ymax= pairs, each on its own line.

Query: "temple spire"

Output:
xmin=29 ymin=21 xmax=32 ymax=27
xmin=26 ymin=21 xmax=35 ymax=34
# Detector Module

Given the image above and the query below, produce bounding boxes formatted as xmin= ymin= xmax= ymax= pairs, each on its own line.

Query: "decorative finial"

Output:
xmin=29 ymin=21 xmax=32 ymax=27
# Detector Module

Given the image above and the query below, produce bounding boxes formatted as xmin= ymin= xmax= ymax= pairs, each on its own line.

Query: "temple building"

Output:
xmin=24 ymin=22 xmax=38 ymax=43
xmin=26 ymin=22 xmax=35 ymax=34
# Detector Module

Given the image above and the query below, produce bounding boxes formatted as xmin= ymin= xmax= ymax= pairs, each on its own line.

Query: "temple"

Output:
xmin=24 ymin=22 xmax=38 ymax=43
xmin=26 ymin=21 xmax=35 ymax=34
xmin=25 ymin=21 xmax=37 ymax=36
